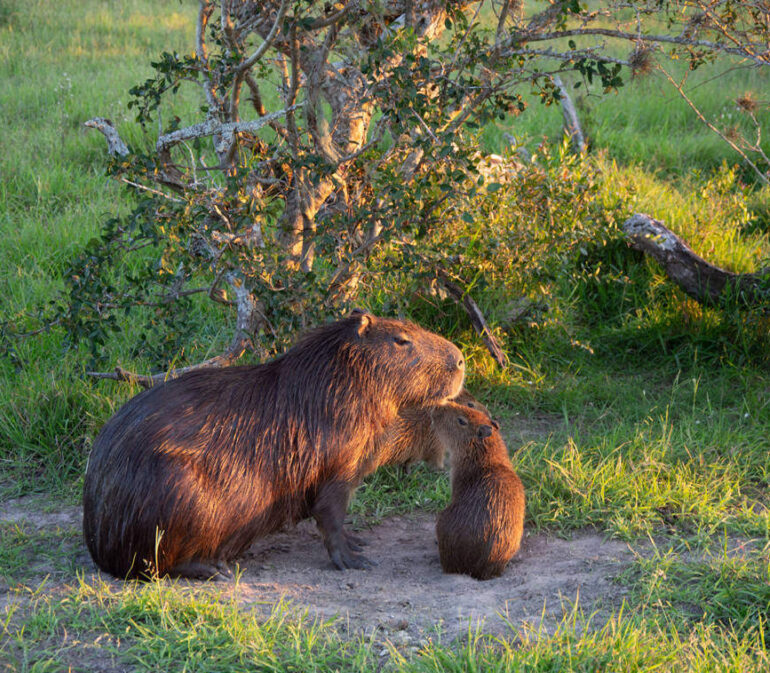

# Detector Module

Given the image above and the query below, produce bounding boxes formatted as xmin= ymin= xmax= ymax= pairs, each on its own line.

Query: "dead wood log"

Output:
xmin=623 ymin=213 xmax=770 ymax=308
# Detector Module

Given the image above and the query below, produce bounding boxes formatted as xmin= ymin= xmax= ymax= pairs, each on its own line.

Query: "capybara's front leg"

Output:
xmin=312 ymin=481 xmax=373 ymax=570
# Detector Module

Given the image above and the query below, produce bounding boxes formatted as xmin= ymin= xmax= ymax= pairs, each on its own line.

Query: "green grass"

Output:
xmin=517 ymin=368 xmax=770 ymax=540
xmin=484 ymin=64 xmax=770 ymax=179
xmin=0 ymin=0 xmax=210 ymax=496
xmin=3 ymin=0 xmax=770 ymax=670
xmin=0 ymin=523 xmax=81 ymax=585
xmin=2 ymin=576 xmax=769 ymax=672
xmin=628 ymin=541 xmax=770 ymax=637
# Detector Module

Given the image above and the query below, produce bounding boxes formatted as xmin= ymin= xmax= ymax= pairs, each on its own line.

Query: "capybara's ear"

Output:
xmin=478 ymin=424 xmax=493 ymax=439
xmin=350 ymin=309 xmax=373 ymax=336
xmin=491 ymin=419 xmax=500 ymax=430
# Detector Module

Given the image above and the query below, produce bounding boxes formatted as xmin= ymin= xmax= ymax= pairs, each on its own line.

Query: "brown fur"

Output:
xmin=82 ymin=312 xmax=464 ymax=580
xmin=433 ymin=403 xmax=524 ymax=580
xmin=374 ymin=390 xmax=494 ymax=470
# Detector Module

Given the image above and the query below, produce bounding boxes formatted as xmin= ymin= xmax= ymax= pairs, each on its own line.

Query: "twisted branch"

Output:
xmin=84 ymin=118 xmax=129 ymax=157
xmin=623 ymin=213 xmax=770 ymax=307
xmin=87 ymin=271 xmax=264 ymax=388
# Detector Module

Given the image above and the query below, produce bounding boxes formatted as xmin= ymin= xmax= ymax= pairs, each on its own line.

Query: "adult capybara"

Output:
xmin=83 ymin=311 xmax=464 ymax=580
xmin=375 ymin=390 xmax=495 ymax=470
xmin=432 ymin=403 xmax=524 ymax=580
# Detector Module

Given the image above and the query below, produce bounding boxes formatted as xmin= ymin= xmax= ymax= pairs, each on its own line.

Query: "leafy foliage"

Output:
xmin=5 ymin=0 xmax=768 ymax=371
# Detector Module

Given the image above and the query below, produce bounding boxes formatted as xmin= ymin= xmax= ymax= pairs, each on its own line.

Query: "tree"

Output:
xmin=21 ymin=1 xmax=770 ymax=380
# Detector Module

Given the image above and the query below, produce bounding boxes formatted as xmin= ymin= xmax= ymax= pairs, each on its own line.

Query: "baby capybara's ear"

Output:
xmin=477 ymin=424 xmax=493 ymax=439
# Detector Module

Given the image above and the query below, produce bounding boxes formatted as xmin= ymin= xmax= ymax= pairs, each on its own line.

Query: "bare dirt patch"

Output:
xmin=0 ymin=499 xmax=633 ymax=645
xmin=234 ymin=513 xmax=633 ymax=642
xmin=0 ymin=495 xmax=80 ymax=529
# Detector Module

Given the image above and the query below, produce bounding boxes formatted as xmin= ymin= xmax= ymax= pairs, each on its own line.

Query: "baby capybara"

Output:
xmin=375 ymin=390 xmax=495 ymax=470
xmin=83 ymin=311 xmax=464 ymax=580
xmin=432 ymin=403 xmax=524 ymax=580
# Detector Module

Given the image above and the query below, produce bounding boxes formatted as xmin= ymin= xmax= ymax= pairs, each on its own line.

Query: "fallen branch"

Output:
xmin=86 ymin=347 xmax=246 ymax=388
xmin=438 ymin=271 xmax=508 ymax=368
xmin=623 ymin=213 xmax=770 ymax=307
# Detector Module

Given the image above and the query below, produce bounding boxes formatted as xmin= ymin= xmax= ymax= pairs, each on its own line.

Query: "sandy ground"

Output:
xmin=0 ymin=497 xmax=634 ymax=644
xmin=236 ymin=514 xmax=633 ymax=642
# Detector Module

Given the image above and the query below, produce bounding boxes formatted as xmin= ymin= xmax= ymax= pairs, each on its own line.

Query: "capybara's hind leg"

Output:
xmin=168 ymin=559 xmax=233 ymax=581
xmin=312 ymin=481 xmax=373 ymax=570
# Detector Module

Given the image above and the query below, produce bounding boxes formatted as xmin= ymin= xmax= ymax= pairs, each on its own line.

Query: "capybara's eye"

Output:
xmin=457 ymin=417 xmax=468 ymax=426
xmin=393 ymin=335 xmax=412 ymax=346
xmin=466 ymin=402 xmax=476 ymax=408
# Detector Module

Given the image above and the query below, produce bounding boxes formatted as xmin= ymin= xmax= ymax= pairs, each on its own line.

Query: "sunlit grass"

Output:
xmin=3 ymin=574 xmax=769 ymax=672
xmin=2 ymin=0 xmax=770 ymax=668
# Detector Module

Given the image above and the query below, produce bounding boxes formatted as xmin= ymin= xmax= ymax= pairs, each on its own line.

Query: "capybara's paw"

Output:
xmin=213 ymin=561 xmax=234 ymax=580
xmin=344 ymin=530 xmax=368 ymax=551
xmin=170 ymin=560 xmax=233 ymax=581
xmin=330 ymin=547 xmax=377 ymax=570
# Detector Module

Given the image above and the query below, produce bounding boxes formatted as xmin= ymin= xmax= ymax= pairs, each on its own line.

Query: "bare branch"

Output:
xmin=495 ymin=0 xmax=513 ymax=45
xmin=438 ymin=270 xmax=508 ymax=369
xmin=552 ymin=75 xmax=586 ymax=154
xmin=155 ymin=103 xmax=305 ymax=155
xmin=87 ymin=350 xmax=243 ymax=388
xmin=308 ymin=2 xmax=355 ymax=30
xmin=241 ymin=0 xmax=290 ymax=71
xmin=509 ymin=27 xmax=770 ymax=66
xmin=88 ymin=269 xmax=264 ymax=388
xmin=119 ymin=178 xmax=183 ymax=202
xmin=84 ymin=118 xmax=129 ymax=157
xmin=285 ymin=28 xmax=301 ymax=151
xmin=657 ymin=65 xmax=769 ymax=186
xmin=500 ymin=46 xmax=631 ymax=69
xmin=230 ymin=0 xmax=292 ymax=121
xmin=244 ymin=72 xmax=268 ymax=116
xmin=305 ymin=22 xmax=342 ymax=163
xmin=196 ymin=1 xmax=220 ymax=117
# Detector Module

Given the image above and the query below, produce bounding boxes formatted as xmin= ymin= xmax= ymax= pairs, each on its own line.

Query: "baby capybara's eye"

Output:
xmin=457 ymin=417 xmax=468 ymax=426
xmin=393 ymin=335 xmax=412 ymax=346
